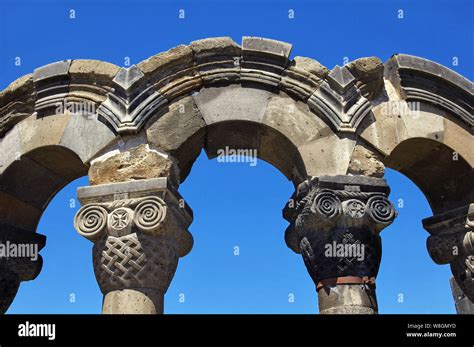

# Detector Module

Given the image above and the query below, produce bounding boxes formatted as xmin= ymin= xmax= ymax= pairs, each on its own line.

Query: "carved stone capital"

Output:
xmin=283 ymin=175 xmax=396 ymax=285
xmin=93 ymin=233 xmax=178 ymax=294
xmin=0 ymin=269 xmax=20 ymax=314
xmin=423 ymin=203 xmax=474 ymax=303
xmin=0 ymin=226 xmax=46 ymax=313
xmin=73 ymin=178 xmax=193 ymax=295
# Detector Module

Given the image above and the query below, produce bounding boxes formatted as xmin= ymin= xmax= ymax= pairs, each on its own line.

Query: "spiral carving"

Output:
xmin=312 ymin=189 xmax=342 ymax=218
xmin=74 ymin=204 xmax=108 ymax=240
xmin=133 ymin=197 xmax=167 ymax=233
xmin=367 ymin=195 xmax=396 ymax=224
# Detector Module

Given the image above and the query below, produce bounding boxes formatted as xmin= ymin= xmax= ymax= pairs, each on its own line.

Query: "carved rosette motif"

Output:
xmin=73 ymin=178 xmax=193 ymax=296
xmin=284 ymin=175 xmax=397 ymax=287
xmin=424 ymin=204 xmax=474 ymax=303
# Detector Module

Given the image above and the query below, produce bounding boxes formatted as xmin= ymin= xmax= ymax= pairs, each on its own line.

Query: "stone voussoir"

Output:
xmin=190 ymin=37 xmax=242 ymax=86
xmin=0 ymin=74 xmax=36 ymax=137
xmin=280 ymin=56 xmax=330 ymax=101
xmin=137 ymin=45 xmax=202 ymax=101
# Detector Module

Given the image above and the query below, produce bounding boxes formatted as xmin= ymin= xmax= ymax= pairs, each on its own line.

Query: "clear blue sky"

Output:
xmin=2 ymin=0 xmax=472 ymax=313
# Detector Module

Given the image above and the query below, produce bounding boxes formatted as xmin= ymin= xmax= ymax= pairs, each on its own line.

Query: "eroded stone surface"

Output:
xmin=346 ymin=57 xmax=384 ymax=100
xmin=348 ymin=143 xmax=385 ymax=178
xmin=0 ymin=74 xmax=35 ymax=137
xmin=146 ymin=97 xmax=206 ymax=181
xmin=69 ymin=60 xmax=120 ymax=85
xmin=0 ymin=37 xmax=472 ymax=315
xmin=88 ymin=144 xmax=179 ymax=187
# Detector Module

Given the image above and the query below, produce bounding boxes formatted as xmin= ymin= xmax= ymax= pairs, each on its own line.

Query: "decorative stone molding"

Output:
xmin=283 ymin=175 xmax=397 ymax=313
xmin=307 ymin=65 xmax=373 ymax=132
xmin=75 ymin=196 xmax=173 ymax=241
xmin=74 ymin=178 xmax=193 ymax=299
xmin=241 ymin=36 xmax=292 ymax=87
xmin=190 ymin=37 xmax=242 ymax=86
xmin=3 ymin=37 xmax=469 ymax=138
xmin=0 ymin=36 xmax=472 ymax=314
xmin=284 ymin=175 xmax=396 ymax=251
xmin=423 ymin=203 xmax=474 ymax=304
xmin=97 ymin=65 xmax=168 ymax=134
xmin=33 ymin=60 xmax=71 ymax=115
xmin=385 ymin=54 xmax=473 ymax=129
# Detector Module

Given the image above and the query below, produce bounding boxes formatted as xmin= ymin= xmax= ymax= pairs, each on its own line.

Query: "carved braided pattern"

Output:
xmin=301 ymin=228 xmax=382 ymax=282
xmin=101 ymin=236 xmax=146 ymax=279
xmin=334 ymin=191 xmax=380 ymax=199
xmin=93 ymin=233 xmax=179 ymax=293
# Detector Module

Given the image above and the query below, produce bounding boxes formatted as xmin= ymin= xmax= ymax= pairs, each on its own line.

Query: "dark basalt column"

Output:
xmin=0 ymin=227 xmax=46 ymax=314
xmin=284 ymin=175 xmax=397 ymax=314
xmin=424 ymin=204 xmax=474 ymax=314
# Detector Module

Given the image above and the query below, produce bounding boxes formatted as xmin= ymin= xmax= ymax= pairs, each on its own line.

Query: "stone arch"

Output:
xmin=383 ymin=138 xmax=472 ymax=214
xmin=0 ymin=36 xmax=472 ymax=314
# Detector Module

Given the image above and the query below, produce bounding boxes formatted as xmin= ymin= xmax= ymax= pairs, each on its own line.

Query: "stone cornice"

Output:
xmin=1 ymin=37 xmax=471 ymax=137
xmin=385 ymin=54 xmax=473 ymax=129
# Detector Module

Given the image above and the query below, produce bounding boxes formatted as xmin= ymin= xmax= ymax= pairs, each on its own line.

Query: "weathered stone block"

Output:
xmin=193 ymin=84 xmax=273 ymax=125
xmin=347 ymin=143 xmax=385 ymax=178
xmin=138 ymin=45 xmax=202 ymax=100
xmin=60 ymin=113 xmax=117 ymax=164
xmin=280 ymin=56 xmax=329 ymax=101
xmin=241 ymin=37 xmax=292 ymax=87
xmin=69 ymin=59 xmax=121 ymax=86
xmin=190 ymin=37 xmax=241 ymax=85
xmin=146 ymin=97 xmax=206 ymax=181
xmin=0 ymin=74 xmax=35 ymax=137
xmin=18 ymin=113 xmax=71 ymax=154
xmin=88 ymin=144 xmax=180 ymax=187
xmin=261 ymin=92 xmax=327 ymax=147
xmin=346 ymin=57 xmax=384 ymax=100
